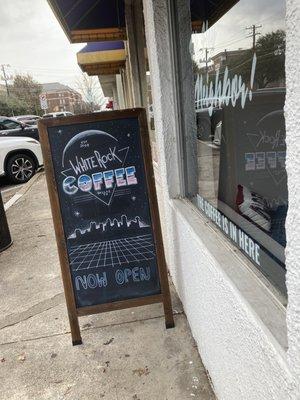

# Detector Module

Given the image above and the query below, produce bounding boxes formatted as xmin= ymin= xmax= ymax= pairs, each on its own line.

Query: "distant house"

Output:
xmin=41 ymin=82 xmax=83 ymax=113
xmin=209 ymin=49 xmax=249 ymax=72
xmin=196 ymin=49 xmax=250 ymax=76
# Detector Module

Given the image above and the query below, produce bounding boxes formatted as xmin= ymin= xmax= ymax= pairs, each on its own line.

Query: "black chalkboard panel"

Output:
xmin=47 ymin=115 xmax=161 ymax=308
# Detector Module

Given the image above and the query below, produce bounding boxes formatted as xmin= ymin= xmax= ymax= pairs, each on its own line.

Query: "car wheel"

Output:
xmin=6 ymin=153 xmax=36 ymax=184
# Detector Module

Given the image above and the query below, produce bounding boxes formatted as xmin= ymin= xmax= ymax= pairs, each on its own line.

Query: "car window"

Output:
xmin=1 ymin=119 xmax=20 ymax=129
xmin=56 ymin=113 xmax=64 ymax=117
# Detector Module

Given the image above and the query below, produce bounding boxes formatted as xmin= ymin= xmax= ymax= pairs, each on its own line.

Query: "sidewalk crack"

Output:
xmin=0 ymin=293 xmax=64 ymax=331
xmin=0 ymin=312 xmax=184 ymax=346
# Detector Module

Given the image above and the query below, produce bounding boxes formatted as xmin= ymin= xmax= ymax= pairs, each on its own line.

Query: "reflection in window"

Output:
xmin=189 ymin=0 xmax=287 ymax=296
xmin=2 ymin=119 xmax=20 ymax=129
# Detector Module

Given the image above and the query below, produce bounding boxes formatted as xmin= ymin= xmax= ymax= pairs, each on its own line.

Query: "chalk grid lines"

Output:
xmin=68 ymin=234 xmax=155 ymax=271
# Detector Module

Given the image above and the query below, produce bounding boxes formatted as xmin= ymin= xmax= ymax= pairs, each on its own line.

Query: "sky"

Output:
xmin=192 ymin=0 xmax=285 ymax=66
xmin=0 ymin=0 xmax=285 ymax=90
xmin=0 ymin=0 xmax=85 ymax=89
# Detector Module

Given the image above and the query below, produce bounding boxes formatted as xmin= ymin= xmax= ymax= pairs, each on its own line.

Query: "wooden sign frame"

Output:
xmin=38 ymin=108 xmax=174 ymax=345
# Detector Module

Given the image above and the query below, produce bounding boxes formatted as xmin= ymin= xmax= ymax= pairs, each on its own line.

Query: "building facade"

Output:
xmin=48 ymin=1 xmax=300 ymax=399
xmin=41 ymin=82 xmax=83 ymax=114
xmin=76 ymin=41 xmax=126 ymax=110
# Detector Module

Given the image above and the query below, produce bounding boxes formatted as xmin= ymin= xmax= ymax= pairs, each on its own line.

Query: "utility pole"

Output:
xmin=1 ymin=64 xmax=11 ymax=96
xmin=205 ymin=48 xmax=210 ymax=74
xmin=199 ymin=47 xmax=214 ymax=79
xmin=224 ymin=49 xmax=228 ymax=63
xmin=246 ymin=24 xmax=262 ymax=50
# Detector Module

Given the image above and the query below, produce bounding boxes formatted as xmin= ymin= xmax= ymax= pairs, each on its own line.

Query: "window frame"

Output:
xmin=167 ymin=0 xmax=287 ymax=301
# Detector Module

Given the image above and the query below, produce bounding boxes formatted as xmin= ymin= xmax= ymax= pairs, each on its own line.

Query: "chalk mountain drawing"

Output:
xmin=68 ymin=214 xmax=149 ymax=240
xmin=68 ymin=215 xmax=150 ymax=239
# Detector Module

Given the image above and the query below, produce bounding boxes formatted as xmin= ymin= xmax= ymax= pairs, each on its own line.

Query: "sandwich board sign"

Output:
xmin=38 ymin=109 xmax=174 ymax=345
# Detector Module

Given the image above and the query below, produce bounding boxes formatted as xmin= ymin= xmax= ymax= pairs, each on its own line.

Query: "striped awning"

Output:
xmin=48 ymin=0 xmax=238 ymax=42
xmin=47 ymin=0 xmax=126 ymax=43
xmin=77 ymin=41 xmax=126 ymax=76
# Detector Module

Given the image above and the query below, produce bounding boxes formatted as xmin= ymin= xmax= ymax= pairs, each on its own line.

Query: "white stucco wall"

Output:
xmin=285 ymin=0 xmax=300 ymax=383
xmin=143 ymin=0 xmax=300 ymax=399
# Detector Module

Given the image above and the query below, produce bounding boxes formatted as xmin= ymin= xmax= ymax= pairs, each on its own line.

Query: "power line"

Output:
xmin=212 ymin=36 xmax=248 ymax=51
xmin=10 ymin=64 xmax=81 ymax=73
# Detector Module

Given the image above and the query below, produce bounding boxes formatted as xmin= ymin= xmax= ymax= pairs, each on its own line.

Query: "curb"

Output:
xmin=4 ymin=171 xmax=44 ymax=211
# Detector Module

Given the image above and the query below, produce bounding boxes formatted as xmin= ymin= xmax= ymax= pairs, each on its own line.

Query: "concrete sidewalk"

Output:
xmin=0 ymin=173 xmax=216 ymax=400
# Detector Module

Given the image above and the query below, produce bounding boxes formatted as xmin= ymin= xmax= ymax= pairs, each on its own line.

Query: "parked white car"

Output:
xmin=43 ymin=111 xmax=74 ymax=118
xmin=0 ymin=137 xmax=43 ymax=183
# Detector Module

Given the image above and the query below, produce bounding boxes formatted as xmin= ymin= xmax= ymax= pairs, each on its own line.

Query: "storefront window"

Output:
xmin=189 ymin=0 xmax=287 ymax=295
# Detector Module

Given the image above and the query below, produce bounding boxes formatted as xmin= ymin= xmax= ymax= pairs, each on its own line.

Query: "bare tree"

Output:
xmin=11 ymin=74 xmax=42 ymax=114
xmin=75 ymin=73 xmax=105 ymax=112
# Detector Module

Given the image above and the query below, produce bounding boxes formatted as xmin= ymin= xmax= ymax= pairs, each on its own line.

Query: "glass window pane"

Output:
xmin=189 ymin=0 xmax=287 ymax=295
xmin=2 ymin=119 xmax=20 ymax=129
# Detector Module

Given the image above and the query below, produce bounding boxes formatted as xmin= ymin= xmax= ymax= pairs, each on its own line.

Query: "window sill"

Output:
xmin=169 ymin=198 xmax=288 ymax=352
